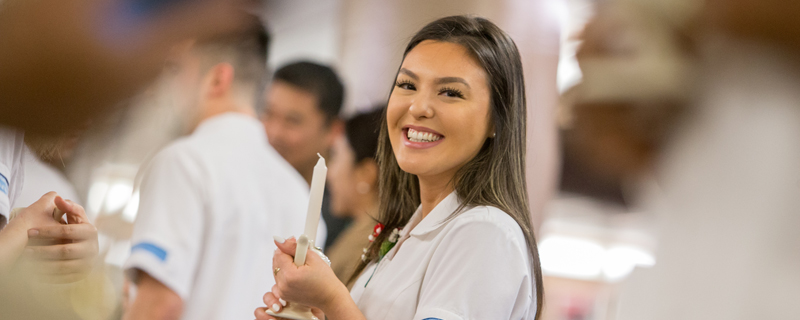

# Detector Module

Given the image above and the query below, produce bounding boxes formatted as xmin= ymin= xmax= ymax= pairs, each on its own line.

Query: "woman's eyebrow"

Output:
xmin=435 ymin=77 xmax=470 ymax=88
xmin=399 ymin=68 xmax=419 ymax=79
xmin=399 ymin=68 xmax=470 ymax=88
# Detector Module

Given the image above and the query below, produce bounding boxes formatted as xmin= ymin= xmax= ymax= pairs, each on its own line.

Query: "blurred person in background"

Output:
xmin=325 ymin=107 xmax=383 ymax=285
xmin=123 ymin=19 xmax=314 ymax=320
xmin=262 ymin=61 xmax=348 ymax=249
xmin=565 ymin=0 xmax=800 ymax=318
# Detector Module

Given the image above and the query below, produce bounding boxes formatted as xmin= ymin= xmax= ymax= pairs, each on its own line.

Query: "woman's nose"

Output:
xmin=407 ymin=95 xmax=435 ymax=119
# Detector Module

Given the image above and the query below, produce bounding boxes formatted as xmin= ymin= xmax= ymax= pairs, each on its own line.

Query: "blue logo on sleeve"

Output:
xmin=131 ymin=242 xmax=168 ymax=262
xmin=422 ymin=318 xmax=443 ymax=320
xmin=0 ymin=172 xmax=9 ymax=195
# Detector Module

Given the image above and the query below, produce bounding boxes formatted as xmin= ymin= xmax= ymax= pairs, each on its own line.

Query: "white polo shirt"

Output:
xmin=125 ymin=113 xmax=323 ymax=320
xmin=0 ymin=126 xmax=26 ymax=225
xmin=350 ymin=192 xmax=536 ymax=320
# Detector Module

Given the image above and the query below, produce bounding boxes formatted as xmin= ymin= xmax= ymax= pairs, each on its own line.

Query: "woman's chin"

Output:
xmin=397 ymin=161 xmax=439 ymax=179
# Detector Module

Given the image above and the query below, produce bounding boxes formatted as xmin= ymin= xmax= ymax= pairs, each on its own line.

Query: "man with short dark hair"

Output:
xmin=262 ymin=61 xmax=351 ymax=248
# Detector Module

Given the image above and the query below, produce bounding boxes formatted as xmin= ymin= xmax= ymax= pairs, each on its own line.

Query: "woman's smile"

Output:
xmin=401 ymin=126 xmax=445 ymax=149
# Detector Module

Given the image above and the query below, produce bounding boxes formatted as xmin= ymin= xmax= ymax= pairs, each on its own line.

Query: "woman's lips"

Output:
xmin=401 ymin=126 xmax=445 ymax=149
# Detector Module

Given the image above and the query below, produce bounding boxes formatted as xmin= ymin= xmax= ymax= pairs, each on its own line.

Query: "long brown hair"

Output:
xmin=349 ymin=15 xmax=543 ymax=319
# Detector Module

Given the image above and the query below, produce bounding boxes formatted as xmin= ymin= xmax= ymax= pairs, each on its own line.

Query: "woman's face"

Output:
xmin=387 ymin=40 xmax=493 ymax=182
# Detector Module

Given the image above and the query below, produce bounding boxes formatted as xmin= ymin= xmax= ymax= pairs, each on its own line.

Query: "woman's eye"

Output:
xmin=439 ymin=88 xmax=465 ymax=99
xmin=396 ymin=81 xmax=416 ymax=91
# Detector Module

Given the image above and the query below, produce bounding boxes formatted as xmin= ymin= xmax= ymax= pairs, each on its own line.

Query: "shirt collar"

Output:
xmin=407 ymin=191 xmax=461 ymax=237
xmin=193 ymin=112 xmax=266 ymax=142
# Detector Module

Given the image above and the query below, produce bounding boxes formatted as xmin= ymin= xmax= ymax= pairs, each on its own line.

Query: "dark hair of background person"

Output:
xmin=348 ymin=15 xmax=544 ymax=319
xmin=192 ymin=15 xmax=270 ymax=106
xmin=344 ymin=106 xmax=384 ymax=164
xmin=272 ymin=61 xmax=345 ymax=123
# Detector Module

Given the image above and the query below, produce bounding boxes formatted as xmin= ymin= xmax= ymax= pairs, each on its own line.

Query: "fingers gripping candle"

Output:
xmin=304 ymin=153 xmax=327 ymax=246
xmin=268 ymin=155 xmax=326 ymax=320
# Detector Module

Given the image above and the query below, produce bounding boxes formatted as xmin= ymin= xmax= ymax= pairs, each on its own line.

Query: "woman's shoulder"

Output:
xmin=427 ymin=204 xmax=533 ymax=281
xmin=451 ymin=204 xmax=524 ymax=231
xmin=443 ymin=204 xmax=528 ymax=252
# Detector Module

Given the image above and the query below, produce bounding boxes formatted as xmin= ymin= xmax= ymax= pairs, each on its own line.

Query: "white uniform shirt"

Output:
xmin=15 ymin=147 xmax=80 ymax=208
xmin=124 ymin=113 xmax=321 ymax=320
xmin=350 ymin=192 xmax=536 ymax=320
xmin=0 ymin=126 xmax=26 ymax=223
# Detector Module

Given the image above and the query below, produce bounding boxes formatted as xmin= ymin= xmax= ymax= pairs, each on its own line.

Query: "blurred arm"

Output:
xmin=0 ymin=212 xmax=32 ymax=273
xmin=0 ymin=192 xmax=62 ymax=273
xmin=124 ymin=271 xmax=184 ymax=320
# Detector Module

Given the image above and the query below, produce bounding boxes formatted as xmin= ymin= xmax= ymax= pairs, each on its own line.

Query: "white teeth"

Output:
xmin=407 ymin=128 xmax=442 ymax=143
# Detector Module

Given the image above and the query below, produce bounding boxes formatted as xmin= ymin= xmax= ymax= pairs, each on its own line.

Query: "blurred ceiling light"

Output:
xmin=540 ymin=235 xmax=606 ymax=279
xmin=540 ymin=235 xmax=656 ymax=282
xmin=122 ymin=191 xmax=140 ymax=222
xmin=104 ymin=181 xmax=133 ymax=213
xmin=87 ymin=181 xmax=109 ymax=215
xmin=556 ymin=0 xmax=597 ymax=93
xmin=86 ymin=163 xmax=139 ymax=216
xmin=602 ymin=245 xmax=655 ymax=281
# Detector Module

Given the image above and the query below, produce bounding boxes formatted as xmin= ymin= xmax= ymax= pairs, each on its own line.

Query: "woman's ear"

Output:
xmin=206 ymin=62 xmax=235 ymax=98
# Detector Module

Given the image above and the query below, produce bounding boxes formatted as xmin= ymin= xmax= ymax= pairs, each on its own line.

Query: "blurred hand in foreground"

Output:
xmin=0 ymin=192 xmax=99 ymax=284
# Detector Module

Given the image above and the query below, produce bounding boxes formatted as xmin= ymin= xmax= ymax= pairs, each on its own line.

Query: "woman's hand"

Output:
xmin=254 ymin=292 xmax=324 ymax=320
xmin=18 ymin=193 xmax=99 ymax=283
xmin=254 ymin=236 xmax=364 ymax=320
xmin=271 ymin=237 xmax=346 ymax=310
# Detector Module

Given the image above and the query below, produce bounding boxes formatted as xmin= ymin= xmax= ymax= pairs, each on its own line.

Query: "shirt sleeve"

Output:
xmin=124 ymin=144 xmax=207 ymax=300
xmin=414 ymin=210 xmax=534 ymax=320
xmin=0 ymin=128 xmax=26 ymax=221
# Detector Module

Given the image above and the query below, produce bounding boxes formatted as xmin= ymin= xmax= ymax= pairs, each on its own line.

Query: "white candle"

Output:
xmin=303 ymin=153 xmax=327 ymax=245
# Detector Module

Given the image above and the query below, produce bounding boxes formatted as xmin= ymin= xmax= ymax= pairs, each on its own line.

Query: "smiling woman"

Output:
xmin=257 ymin=15 xmax=542 ymax=320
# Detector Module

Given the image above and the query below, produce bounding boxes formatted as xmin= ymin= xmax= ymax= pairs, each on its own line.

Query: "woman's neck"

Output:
xmin=417 ymin=175 xmax=455 ymax=219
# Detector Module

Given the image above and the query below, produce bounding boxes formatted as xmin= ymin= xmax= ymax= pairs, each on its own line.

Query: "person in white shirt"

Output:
xmin=257 ymin=15 xmax=543 ymax=320
xmin=123 ymin=19 xmax=321 ymax=320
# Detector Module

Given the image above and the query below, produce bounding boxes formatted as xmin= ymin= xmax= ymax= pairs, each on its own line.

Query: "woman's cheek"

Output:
xmin=386 ymin=96 xmax=408 ymax=128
